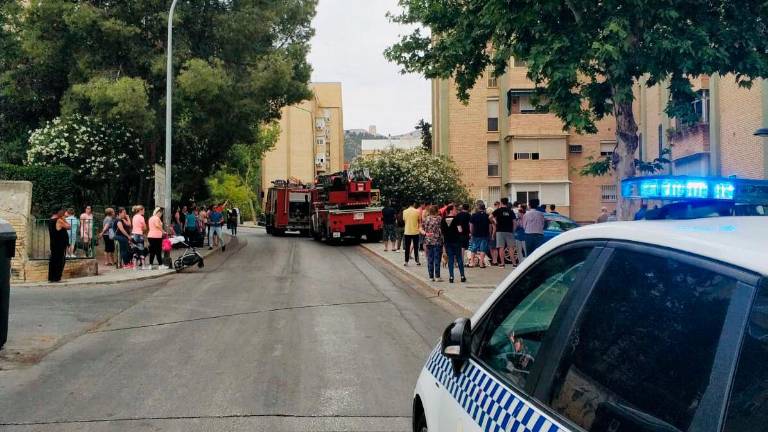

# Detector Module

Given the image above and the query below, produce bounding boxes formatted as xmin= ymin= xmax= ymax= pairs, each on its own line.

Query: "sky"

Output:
xmin=307 ymin=0 xmax=430 ymax=136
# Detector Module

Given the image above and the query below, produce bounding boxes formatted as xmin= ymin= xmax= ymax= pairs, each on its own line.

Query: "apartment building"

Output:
xmin=432 ymin=61 xmax=618 ymax=223
xmin=634 ymin=76 xmax=768 ymax=180
xmin=261 ymin=82 xmax=344 ymax=195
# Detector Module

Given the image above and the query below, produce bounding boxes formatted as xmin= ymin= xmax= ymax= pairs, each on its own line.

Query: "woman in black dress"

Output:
xmin=48 ymin=208 xmax=70 ymax=282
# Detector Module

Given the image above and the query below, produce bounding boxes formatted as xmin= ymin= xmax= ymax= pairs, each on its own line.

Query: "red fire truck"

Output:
xmin=263 ymin=180 xmax=312 ymax=236
xmin=310 ymin=169 xmax=383 ymax=243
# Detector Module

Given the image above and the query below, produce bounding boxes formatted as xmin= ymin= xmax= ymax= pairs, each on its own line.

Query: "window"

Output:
xmin=693 ymin=89 xmax=710 ymax=124
xmin=513 ymin=58 xmax=528 ymax=68
xmin=569 ymin=145 xmax=583 ymax=154
xmin=487 ymin=186 xmax=501 ymax=204
xmin=516 ymin=191 xmax=539 ymax=205
xmin=514 ymin=152 xmax=539 ymax=160
xmin=600 ymin=141 xmax=616 ymax=157
xmin=487 ymin=141 xmax=500 ymax=176
xmin=724 ymin=286 xmax=768 ymax=431
xmin=600 ymin=185 xmax=617 ymax=202
xmin=488 ymin=76 xmax=498 ymax=88
xmin=548 ymin=249 xmax=740 ymax=431
xmin=487 ymin=100 xmax=499 ymax=131
xmin=474 ymin=248 xmax=592 ymax=389
xmin=316 ymin=137 xmax=326 ymax=146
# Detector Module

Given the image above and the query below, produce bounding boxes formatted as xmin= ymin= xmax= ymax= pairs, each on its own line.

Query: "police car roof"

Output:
xmin=547 ymin=216 xmax=768 ymax=276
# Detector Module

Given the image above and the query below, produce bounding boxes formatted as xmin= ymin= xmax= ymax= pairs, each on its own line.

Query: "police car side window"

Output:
xmin=474 ymin=247 xmax=592 ymax=390
xmin=723 ymin=283 xmax=768 ymax=431
xmin=548 ymin=249 xmax=739 ymax=431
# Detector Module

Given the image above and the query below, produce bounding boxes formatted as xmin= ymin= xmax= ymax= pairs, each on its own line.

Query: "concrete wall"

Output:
xmin=0 ymin=181 xmax=32 ymax=281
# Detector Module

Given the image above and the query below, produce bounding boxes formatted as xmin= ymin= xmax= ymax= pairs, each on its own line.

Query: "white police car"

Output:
xmin=413 ymin=177 xmax=768 ymax=432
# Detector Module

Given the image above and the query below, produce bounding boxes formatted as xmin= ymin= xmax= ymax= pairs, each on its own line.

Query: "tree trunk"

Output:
xmin=612 ymin=89 xmax=640 ymax=220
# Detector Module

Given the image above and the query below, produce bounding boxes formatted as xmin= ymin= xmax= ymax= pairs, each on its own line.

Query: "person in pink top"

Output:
xmin=147 ymin=207 xmax=165 ymax=269
xmin=131 ymin=205 xmax=148 ymax=269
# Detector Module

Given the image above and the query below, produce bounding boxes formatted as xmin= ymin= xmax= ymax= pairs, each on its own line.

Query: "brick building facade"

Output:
xmin=432 ymin=61 xmax=618 ymax=223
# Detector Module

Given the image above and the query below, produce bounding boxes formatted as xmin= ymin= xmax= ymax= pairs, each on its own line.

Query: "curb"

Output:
xmin=11 ymin=236 xmax=241 ymax=289
xmin=358 ymin=244 xmax=473 ymax=316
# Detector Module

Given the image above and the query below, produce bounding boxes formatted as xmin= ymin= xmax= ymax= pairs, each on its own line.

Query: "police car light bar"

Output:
xmin=623 ymin=176 xmax=768 ymax=204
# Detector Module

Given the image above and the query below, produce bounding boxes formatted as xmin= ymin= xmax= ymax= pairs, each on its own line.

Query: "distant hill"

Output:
xmin=344 ymin=130 xmax=386 ymax=161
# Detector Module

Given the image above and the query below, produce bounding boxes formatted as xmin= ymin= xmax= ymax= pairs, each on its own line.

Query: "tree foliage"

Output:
xmin=224 ymin=122 xmax=281 ymax=220
xmin=352 ymin=149 xmax=470 ymax=208
xmin=206 ymin=171 xmax=253 ymax=220
xmin=415 ymin=119 xmax=432 ymax=152
xmin=385 ymin=0 xmax=768 ymax=216
xmin=25 ymin=114 xmax=147 ymax=205
xmin=0 ymin=163 xmax=75 ymax=216
xmin=0 ymin=0 xmax=317 ymax=202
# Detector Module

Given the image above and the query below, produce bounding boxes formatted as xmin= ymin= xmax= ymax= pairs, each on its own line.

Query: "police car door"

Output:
xmin=432 ymin=244 xmax=604 ymax=431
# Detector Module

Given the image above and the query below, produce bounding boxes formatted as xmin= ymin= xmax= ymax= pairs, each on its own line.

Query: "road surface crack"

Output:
xmin=0 ymin=413 xmax=411 ymax=427
xmin=89 ymin=300 xmax=389 ymax=334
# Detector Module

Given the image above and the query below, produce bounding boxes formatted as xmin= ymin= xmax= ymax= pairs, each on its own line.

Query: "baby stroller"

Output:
xmin=173 ymin=239 xmax=204 ymax=272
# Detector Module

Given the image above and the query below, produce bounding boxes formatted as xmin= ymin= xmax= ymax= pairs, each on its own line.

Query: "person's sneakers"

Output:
xmin=430 ymin=278 xmax=435 ymax=282
xmin=416 ymin=262 xmax=421 ymax=266
xmin=208 ymin=246 xmax=213 ymax=250
xmin=123 ymin=263 xmax=134 ymax=270
xmin=159 ymin=265 xmax=169 ymax=270
xmin=436 ymin=277 xmax=443 ymax=282
xmin=403 ymin=262 xmax=408 ymax=267
xmin=449 ymin=277 xmax=454 ymax=283
xmin=222 ymin=245 xmax=226 ymax=252
xmin=461 ymin=276 xmax=467 ymax=283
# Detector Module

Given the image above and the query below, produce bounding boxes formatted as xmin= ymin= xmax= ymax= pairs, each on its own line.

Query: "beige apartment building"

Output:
xmin=433 ymin=64 xmax=768 ymax=223
xmin=261 ymin=82 xmax=344 ymax=195
xmin=432 ymin=61 xmax=618 ymax=223
xmin=635 ymin=76 xmax=768 ymax=180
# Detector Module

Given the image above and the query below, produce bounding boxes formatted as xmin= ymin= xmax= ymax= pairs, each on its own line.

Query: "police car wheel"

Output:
xmin=414 ymin=411 xmax=427 ymax=432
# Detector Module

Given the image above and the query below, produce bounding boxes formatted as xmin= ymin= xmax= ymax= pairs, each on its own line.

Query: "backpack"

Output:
xmin=109 ymin=218 xmax=120 ymax=239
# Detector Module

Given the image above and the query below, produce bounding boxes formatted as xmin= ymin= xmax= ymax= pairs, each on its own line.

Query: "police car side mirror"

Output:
xmin=442 ymin=318 xmax=472 ymax=375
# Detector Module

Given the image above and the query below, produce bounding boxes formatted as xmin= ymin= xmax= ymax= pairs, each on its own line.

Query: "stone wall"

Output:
xmin=0 ymin=181 xmax=32 ymax=281
xmin=1 ymin=180 xmax=98 ymax=283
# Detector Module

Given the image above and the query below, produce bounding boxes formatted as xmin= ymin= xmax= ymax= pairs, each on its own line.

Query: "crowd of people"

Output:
xmin=380 ymin=198 xmax=549 ymax=283
xmin=47 ymin=202 xmax=239 ymax=283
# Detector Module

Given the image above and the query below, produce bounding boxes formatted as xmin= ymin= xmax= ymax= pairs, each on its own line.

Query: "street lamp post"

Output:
xmin=164 ymin=0 xmax=179 ymax=227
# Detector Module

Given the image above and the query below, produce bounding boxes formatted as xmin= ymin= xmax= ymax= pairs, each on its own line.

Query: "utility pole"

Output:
xmin=164 ymin=0 xmax=179 ymax=226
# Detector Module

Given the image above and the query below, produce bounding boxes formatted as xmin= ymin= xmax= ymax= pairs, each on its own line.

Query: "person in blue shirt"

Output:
xmin=208 ymin=201 xmax=227 ymax=251
xmin=184 ymin=207 xmax=198 ymax=244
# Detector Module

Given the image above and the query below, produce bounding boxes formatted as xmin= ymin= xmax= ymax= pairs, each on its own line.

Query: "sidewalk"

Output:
xmin=359 ymin=243 xmax=514 ymax=314
xmin=11 ymin=236 xmax=239 ymax=288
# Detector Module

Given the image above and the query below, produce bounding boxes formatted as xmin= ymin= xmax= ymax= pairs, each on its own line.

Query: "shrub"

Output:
xmin=0 ymin=164 xmax=75 ymax=216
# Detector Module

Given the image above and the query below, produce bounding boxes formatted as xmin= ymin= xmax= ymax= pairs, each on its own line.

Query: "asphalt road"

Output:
xmin=0 ymin=228 xmax=456 ymax=432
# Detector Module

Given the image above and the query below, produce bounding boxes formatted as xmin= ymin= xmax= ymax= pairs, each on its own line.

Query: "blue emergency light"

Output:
xmin=623 ymin=176 xmax=768 ymax=203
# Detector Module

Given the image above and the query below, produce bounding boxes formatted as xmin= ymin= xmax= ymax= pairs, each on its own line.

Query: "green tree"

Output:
xmin=225 ymin=122 xmax=281 ymax=221
xmin=206 ymin=171 xmax=254 ymax=220
xmin=385 ymin=0 xmax=768 ymax=217
xmin=0 ymin=0 xmax=317 ymax=202
xmin=352 ymin=149 xmax=470 ymax=208
xmin=415 ymin=119 xmax=432 ymax=152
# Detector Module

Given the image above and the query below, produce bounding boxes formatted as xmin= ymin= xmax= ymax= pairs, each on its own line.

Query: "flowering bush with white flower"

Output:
xmin=352 ymin=149 xmax=470 ymax=208
xmin=26 ymin=114 xmax=147 ymax=186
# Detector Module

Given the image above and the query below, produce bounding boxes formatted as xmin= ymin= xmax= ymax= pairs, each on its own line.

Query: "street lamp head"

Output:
xmin=754 ymin=127 xmax=768 ymax=137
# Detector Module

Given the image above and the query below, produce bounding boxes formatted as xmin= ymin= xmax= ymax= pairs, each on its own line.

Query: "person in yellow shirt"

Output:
xmin=402 ymin=202 xmax=422 ymax=266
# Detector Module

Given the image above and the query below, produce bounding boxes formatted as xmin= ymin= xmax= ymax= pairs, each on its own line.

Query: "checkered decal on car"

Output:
xmin=426 ymin=348 xmax=562 ymax=432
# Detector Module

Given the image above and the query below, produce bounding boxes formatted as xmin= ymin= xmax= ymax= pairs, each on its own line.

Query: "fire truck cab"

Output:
xmin=264 ymin=180 xmax=312 ymax=236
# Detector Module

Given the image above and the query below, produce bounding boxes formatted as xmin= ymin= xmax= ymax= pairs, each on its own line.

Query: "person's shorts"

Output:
xmin=488 ymin=236 xmax=496 ymax=249
xmin=469 ymin=237 xmax=489 ymax=253
xmin=496 ymin=231 xmax=515 ymax=248
xmin=103 ymin=235 xmax=115 ymax=253
xmin=383 ymin=224 xmax=396 ymax=242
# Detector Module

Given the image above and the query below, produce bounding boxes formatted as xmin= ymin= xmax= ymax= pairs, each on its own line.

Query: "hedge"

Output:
xmin=0 ymin=164 xmax=75 ymax=216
